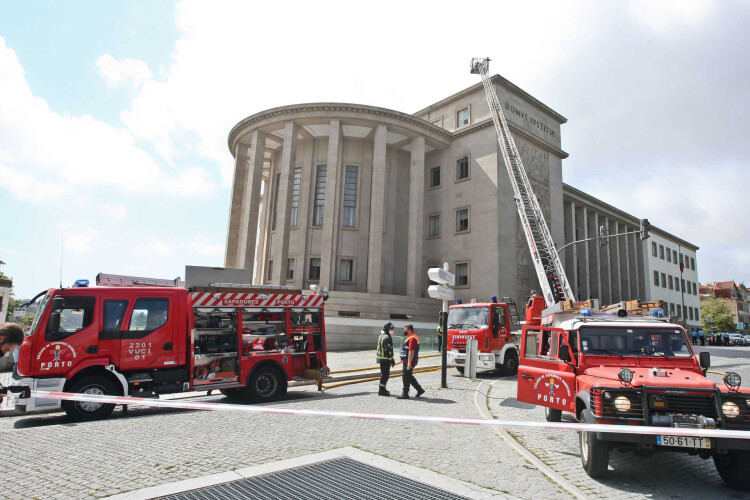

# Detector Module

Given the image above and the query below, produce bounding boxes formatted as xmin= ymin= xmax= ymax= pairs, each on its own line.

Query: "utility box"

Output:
xmin=185 ymin=266 xmax=250 ymax=288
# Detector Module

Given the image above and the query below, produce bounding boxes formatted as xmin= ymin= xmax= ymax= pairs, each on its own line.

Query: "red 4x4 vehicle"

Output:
xmin=517 ymin=300 xmax=750 ymax=491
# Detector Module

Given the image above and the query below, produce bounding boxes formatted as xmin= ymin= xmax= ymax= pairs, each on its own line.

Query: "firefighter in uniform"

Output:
xmin=397 ymin=324 xmax=425 ymax=399
xmin=376 ymin=322 xmax=396 ymax=396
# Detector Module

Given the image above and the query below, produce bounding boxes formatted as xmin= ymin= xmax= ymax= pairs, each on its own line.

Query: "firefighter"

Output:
xmin=397 ymin=324 xmax=425 ymax=399
xmin=376 ymin=322 xmax=396 ymax=396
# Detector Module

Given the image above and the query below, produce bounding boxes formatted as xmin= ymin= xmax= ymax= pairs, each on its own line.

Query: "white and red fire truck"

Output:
xmin=12 ymin=271 xmax=329 ymax=421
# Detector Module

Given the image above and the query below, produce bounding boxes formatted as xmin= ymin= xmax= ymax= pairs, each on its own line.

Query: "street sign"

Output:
xmin=428 ymin=285 xmax=454 ymax=301
xmin=428 ymin=267 xmax=455 ymax=286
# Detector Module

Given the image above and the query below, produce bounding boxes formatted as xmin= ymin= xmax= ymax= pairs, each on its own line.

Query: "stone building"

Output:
xmin=224 ymin=75 xmax=700 ymax=348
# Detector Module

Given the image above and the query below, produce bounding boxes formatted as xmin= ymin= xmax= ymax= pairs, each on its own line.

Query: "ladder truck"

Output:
xmin=470 ymin=58 xmax=750 ymax=489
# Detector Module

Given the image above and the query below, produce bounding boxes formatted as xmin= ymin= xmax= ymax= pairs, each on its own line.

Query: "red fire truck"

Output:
xmin=12 ymin=273 xmax=329 ymax=421
xmin=517 ymin=298 xmax=750 ymax=491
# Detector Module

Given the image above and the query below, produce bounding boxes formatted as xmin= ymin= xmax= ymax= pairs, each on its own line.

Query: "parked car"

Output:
xmin=728 ymin=333 xmax=745 ymax=346
xmin=744 ymin=334 xmax=750 ymax=345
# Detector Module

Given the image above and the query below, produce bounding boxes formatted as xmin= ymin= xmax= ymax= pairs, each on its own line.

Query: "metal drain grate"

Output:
xmin=158 ymin=457 xmax=470 ymax=500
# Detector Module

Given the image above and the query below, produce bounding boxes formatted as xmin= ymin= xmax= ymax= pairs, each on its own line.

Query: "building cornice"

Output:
xmin=455 ymin=118 xmax=568 ymax=159
xmin=228 ymin=103 xmax=452 ymax=154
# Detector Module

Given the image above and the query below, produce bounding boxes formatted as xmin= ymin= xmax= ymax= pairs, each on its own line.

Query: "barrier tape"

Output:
xmin=28 ymin=390 xmax=750 ymax=440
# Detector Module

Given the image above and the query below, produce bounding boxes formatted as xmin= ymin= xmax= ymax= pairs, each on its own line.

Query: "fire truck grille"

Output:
xmin=658 ymin=393 xmax=718 ymax=419
xmin=157 ymin=457 xmax=470 ymax=500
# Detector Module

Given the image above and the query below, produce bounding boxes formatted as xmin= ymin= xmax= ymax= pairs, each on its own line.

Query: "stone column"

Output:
xmin=368 ymin=125 xmax=387 ymax=293
xmin=575 ymin=205 xmax=589 ymax=300
xmin=564 ymin=201 xmax=578 ymax=299
xmin=407 ymin=136 xmax=425 ymax=297
xmin=270 ymin=122 xmax=298 ymax=284
xmin=320 ymin=120 xmax=342 ymax=289
xmin=237 ymin=130 xmax=266 ymax=272
xmin=224 ymin=142 xmax=249 ymax=267
xmin=253 ymin=181 xmax=267 ymax=284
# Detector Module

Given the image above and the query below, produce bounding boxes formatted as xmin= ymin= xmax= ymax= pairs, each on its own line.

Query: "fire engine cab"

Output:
xmin=12 ymin=272 xmax=329 ymax=421
xmin=517 ymin=298 xmax=750 ymax=491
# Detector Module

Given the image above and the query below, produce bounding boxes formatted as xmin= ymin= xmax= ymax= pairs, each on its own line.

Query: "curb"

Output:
xmin=473 ymin=379 xmax=589 ymax=500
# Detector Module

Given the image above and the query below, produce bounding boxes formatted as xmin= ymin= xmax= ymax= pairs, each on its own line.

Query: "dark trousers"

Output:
xmin=402 ymin=364 xmax=422 ymax=394
xmin=379 ymin=361 xmax=391 ymax=388
xmin=700 ymin=336 xmax=705 ymax=346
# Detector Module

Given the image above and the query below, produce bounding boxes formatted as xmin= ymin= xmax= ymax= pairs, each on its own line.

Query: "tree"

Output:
xmin=701 ymin=299 xmax=735 ymax=334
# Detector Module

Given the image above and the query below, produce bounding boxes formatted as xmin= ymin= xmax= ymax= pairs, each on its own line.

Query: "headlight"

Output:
xmin=724 ymin=372 xmax=742 ymax=389
xmin=722 ymin=401 xmax=740 ymax=419
xmin=614 ymin=396 xmax=632 ymax=412
xmin=618 ymin=368 xmax=634 ymax=385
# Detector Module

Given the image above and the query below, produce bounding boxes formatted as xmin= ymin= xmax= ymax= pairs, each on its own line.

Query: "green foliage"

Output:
xmin=701 ymin=299 xmax=735 ymax=333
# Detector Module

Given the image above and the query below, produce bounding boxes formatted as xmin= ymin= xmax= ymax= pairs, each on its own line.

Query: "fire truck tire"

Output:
xmin=246 ymin=366 xmax=287 ymax=403
xmin=579 ymin=408 xmax=609 ymax=477
xmin=501 ymin=351 xmax=519 ymax=375
xmin=455 ymin=367 xmax=465 ymax=374
xmin=62 ymin=376 xmax=118 ymax=421
xmin=220 ymin=389 xmax=241 ymax=399
xmin=545 ymin=406 xmax=562 ymax=422
xmin=714 ymin=450 xmax=750 ymax=491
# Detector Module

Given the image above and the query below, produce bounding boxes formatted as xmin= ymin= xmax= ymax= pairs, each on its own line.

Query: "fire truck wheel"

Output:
xmin=545 ymin=406 xmax=562 ymax=422
xmin=246 ymin=366 xmax=287 ymax=403
xmin=220 ymin=389 xmax=241 ymax=399
xmin=455 ymin=367 xmax=465 ymax=374
xmin=62 ymin=376 xmax=118 ymax=421
xmin=502 ymin=351 xmax=519 ymax=375
xmin=714 ymin=450 xmax=750 ymax=491
xmin=579 ymin=408 xmax=609 ymax=477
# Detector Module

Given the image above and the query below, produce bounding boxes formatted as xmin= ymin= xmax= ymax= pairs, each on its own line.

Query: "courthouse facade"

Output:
xmin=224 ymin=75 xmax=700 ymax=347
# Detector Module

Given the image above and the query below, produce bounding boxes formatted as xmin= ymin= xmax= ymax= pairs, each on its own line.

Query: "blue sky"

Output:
xmin=2 ymin=0 xmax=750 ymax=299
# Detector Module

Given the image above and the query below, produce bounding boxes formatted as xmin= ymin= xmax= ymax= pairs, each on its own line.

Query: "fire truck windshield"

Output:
xmin=579 ymin=326 xmax=693 ymax=359
xmin=448 ymin=307 xmax=489 ymax=330
xmin=28 ymin=294 xmax=51 ymax=337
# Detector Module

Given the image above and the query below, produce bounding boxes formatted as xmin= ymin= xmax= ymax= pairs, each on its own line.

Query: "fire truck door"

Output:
xmin=119 ymin=297 xmax=176 ymax=371
xmin=517 ymin=327 xmax=575 ymax=412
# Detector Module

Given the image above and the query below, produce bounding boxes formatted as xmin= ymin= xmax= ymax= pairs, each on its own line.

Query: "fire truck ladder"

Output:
xmin=471 ymin=57 xmax=574 ymax=307
xmin=96 ymin=273 xmax=182 ymax=287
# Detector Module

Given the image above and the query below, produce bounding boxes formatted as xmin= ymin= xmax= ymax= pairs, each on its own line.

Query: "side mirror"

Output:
xmin=47 ymin=311 xmax=61 ymax=334
xmin=50 ymin=297 xmax=65 ymax=310
xmin=559 ymin=344 xmax=572 ymax=362
xmin=699 ymin=351 xmax=710 ymax=369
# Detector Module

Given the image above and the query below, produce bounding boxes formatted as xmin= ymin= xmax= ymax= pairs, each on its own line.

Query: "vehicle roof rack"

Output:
xmin=96 ymin=273 xmax=182 ymax=287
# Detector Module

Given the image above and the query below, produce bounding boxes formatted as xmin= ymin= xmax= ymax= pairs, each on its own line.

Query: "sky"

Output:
xmin=1 ymin=0 xmax=749 ymax=299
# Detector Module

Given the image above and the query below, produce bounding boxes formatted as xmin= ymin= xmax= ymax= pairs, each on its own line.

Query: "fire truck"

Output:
xmin=470 ymin=57 xmax=750 ymax=490
xmin=12 ymin=272 xmax=329 ymax=421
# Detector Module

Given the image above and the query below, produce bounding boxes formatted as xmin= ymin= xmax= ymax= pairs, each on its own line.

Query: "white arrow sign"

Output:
xmin=428 ymin=285 xmax=454 ymax=301
xmin=428 ymin=267 xmax=455 ymax=286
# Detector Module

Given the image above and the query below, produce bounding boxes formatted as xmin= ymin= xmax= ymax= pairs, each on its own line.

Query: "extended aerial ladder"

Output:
xmin=471 ymin=57 xmax=574 ymax=307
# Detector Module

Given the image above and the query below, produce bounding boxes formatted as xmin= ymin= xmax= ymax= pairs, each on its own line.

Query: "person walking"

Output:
xmin=376 ymin=322 xmax=396 ymax=396
xmin=397 ymin=324 xmax=424 ymax=399
xmin=699 ymin=328 xmax=705 ymax=346
xmin=436 ymin=323 xmax=443 ymax=353
xmin=691 ymin=329 xmax=698 ymax=345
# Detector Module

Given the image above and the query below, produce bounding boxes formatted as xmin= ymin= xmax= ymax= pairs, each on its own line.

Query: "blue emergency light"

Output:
xmin=74 ymin=279 xmax=89 ymax=287
xmin=580 ymin=308 xmax=592 ymax=316
xmin=491 ymin=296 xmax=497 ymax=303
xmin=456 ymin=298 xmax=462 ymax=304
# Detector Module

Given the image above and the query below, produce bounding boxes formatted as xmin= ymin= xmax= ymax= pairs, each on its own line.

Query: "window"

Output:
xmin=432 ymin=117 xmax=443 ymax=128
xmin=456 ymin=107 xmax=469 ymax=127
xmin=693 ymin=282 xmax=698 ymax=295
xmin=670 ymin=303 xmax=675 ymax=315
xmin=676 ymin=305 xmax=682 ymax=317
xmin=653 ymin=271 xmax=659 ymax=286
xmin=456 ymin=208 xmax=470 ymax=233
xmin=103 ymin=300 xmax=128 ymax=333
xmin=681 ymin=279 xmax=686 ymax=293
xmin=668 ymin=276 xmax=673 ymax=290
xmin=290 ymin=167 xmax=302 ymax=227
xmin=309 ymin=258 xmax=321 ymax=281
xmin=129 ymin=298 xmax=168 ymax=332
xmin=689 ymin=307 xmax=694 ymax=320
xmin=666 ymin=248 xmax=671 ymax=262
xmin=49 ymin=296 xmax=96 ymax=340
xmin=695 ymin=308 xmax=700 ymax=321
xmin=691 ymin=257 xmax=695 ymax=270
xmin=456 ymin=156 xmax=469 ymax=180
xmin=267 ymin=261 xmax=273 ymax=282
xmin=652 ymin=242 xmax=657 ymax=257
xmin=286 ymin=258 xmax=295 ymax=280
xmin=672 ymin=250 xmax=677 ymax=263
xmin=342 ymin=166 xmax=358 ymax=227
xmin=659 ymin=245 xmax=664 ymax=259
xmin=313 ymin=165 xmax=327 ymax=226
xmin=456 ymin=262 xmax=469 ymax=287
xmin=429 ymin=166 xmax=441 ymax=188
xmin=271 ymin=173 xmax=281 ymax=231
xmin=679 ymin=253 xmax=684 ymax=267
xmin=674 ymin=276 xmax=679 ymax=291
xmin=428 ymin=214 xmax=440 ymax=237
xmin=339 ymin=259 xmax=353 ymax=282
xmin=661 ymin=273 xmax=666 ymax=288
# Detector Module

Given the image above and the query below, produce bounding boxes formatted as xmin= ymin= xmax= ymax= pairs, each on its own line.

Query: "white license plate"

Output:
xmin=656 ymin=435 xmax=711 ymax=449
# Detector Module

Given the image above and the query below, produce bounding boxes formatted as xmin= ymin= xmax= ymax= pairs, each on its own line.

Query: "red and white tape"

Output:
xmin=29 ymin=390 xmax=750 ymax=440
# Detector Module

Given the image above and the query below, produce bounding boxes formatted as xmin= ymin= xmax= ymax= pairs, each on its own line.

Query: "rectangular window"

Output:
xmin=428 ymin=214 xmax=440 ymax=237
xmin=432 ymin=117 xmax=443 ymax=128
xmin=339 ymin=259 xmax=353 ymax=282
xmin=286 ymin=258 xmax=295 ymax=280
xmin=681 ymin=279 xmax=686 ymax=293
xmin=456 ymin=107 xmax=469 ymax=127
xmin=342 ymin=166 xmax=358 ymax=228
xmin=668 ymin=276 xmax=673 ymax=290
xmin=691 ymin=257 xmax=695 ymax=270
xmin=653 ymin=271 xmax=659 ymax=286
xmin=267 ymin=261 xmax=273 ymax=282
xmin=674 ymin=276 xmax=679 ymax=291
xmin=676 ymin=304 xmax=682 ymax=317
xmin=652 ymin=242 xmax=657 ymax=257
xmin=670 ymin=303 xmax=675 ymax=315
xmin=679 ymin=253 xmax=684 ymax=266
xmin=661 ymin=273 xmax=666 ymax=288
xmin=456 ymin=262 xmax=469 ymax=287
xmin=271 ymin=173 xmax=281 ymax=231
xmin=429 ymin=166 xmax=440 ymax=188
xmin=456 ymin=156 xmax=469 ymax=180
xmin=659 ymin=245 xmax=664 ymax=259
xmin=309 ymin=258 xmax=321 ymax=281
xmin=666 ymin=248 xmax=671 ymax=262
xmin=313 ymin=165 xmax=327 ymax=226
xmin=456 ymin=208 xmax=469 ymax=233
xmin=103 ymin=300 xmax=128 ymax=333
xmin=695 ymin=308 xmax=700 ymax=322
xmin=689 ymin=307 xmax=694 ymax=320
xmin=129 ymin=298 xmax=168 ymax=333
xmin=673 ymin=250 xmax=677 ymax=263
xmin=290 ymin=167 xmax=302 ymax=227
xmin=50 ymin=296 xmax=96 ymax=340
xmin=693 ymin=282 xmax=698 ymax=295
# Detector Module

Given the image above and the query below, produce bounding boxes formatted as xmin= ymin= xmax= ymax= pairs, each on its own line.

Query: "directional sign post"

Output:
xmin=427 ymin=262 xmax=455 ymax=389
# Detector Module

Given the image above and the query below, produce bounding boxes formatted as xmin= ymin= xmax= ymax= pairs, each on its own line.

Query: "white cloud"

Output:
xmin=627 ymin=0 xmax=715 ymax=32
xmin=96 ymin=54 xmax=153 ymax=91
xmin=57 ymin=223 xmax=98 ymax=255
xmin=135 ymin=239 xmax=174 ymax=257
xmin=100 ymin=203 xmax=128 ymax=220
xmin=184 ymin=238 xmax=224 ymax=256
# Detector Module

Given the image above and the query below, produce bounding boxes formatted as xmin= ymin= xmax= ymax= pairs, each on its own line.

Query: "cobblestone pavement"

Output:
xmin=0 ymin=351 xmax=567 ymax=499
xmin=486 ymin=349 xmax=750 ymax=499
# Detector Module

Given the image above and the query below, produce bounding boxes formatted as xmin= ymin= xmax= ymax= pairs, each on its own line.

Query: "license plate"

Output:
xmin=656 ymin=435 xmax=711 ymax=449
